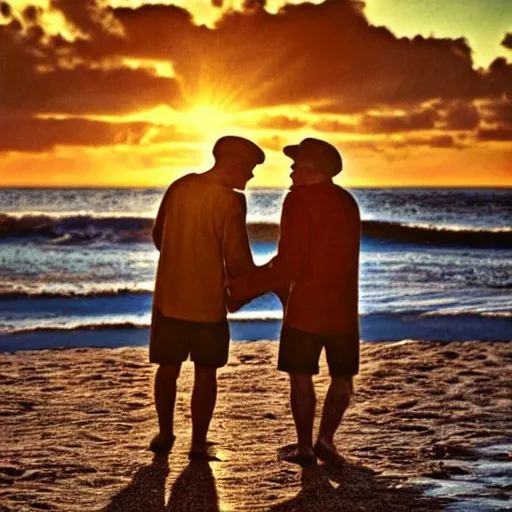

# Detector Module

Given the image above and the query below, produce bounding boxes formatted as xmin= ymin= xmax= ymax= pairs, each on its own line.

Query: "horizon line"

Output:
xmin=1 ymin=184 xmax=511 ymax=190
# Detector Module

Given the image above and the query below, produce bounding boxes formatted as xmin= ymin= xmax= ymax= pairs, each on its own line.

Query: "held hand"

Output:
xmin=273 ymin=283 xmax=290 ymax=308
xmin=225 ymin=286 xmax=247 ymax=313
xmin=226 ymin=276 xmax=244 ymax=301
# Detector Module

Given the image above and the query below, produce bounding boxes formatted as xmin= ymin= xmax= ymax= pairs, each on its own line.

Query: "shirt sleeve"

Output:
xmin=231 ymin=191 xmax=308 ymax=301
xmin=222 ymin=193 xmax=255 ymax=279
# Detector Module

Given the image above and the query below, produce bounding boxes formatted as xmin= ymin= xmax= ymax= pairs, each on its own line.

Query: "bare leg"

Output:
xmin=149 ymin=364 xmax=181 ymax=452
xmin=317 ymin=376 xmax=352 ymax=446
xmin=289 ymin=372 xmax=316 ymax=455
xmin=154 ymin=364 xmax=181 ymax=435
xmin=191 ymin=365 xmax=217 ymax=452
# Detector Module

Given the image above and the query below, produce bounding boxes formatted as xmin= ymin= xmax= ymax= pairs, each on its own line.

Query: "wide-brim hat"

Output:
xmin=213 ymin=136 xmax=265 ymax=165
xmin=283 ymin=138 xmax=342 ymax=177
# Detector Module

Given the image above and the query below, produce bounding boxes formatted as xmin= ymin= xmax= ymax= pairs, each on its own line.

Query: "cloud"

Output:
xmin=444 ymin=101 xmax=480 ymax=130
xmin=0 ymin=8 xmax=186 ymax=117
xmin=0 ymin=16 xmax=185 ymax=115
xmin=502 ymin=33 xmax=512 ymax=50
xmin=360 ymin=107 xmax=438 ymax=133
xmin=106 ymin=0 xmax=499 ymax=112
xmin=483 ymin=99 xmax=512 ymax=127
xmin=311 ymin=119 xmax=357 ymax=133
xmin=0 ymin=117 xmax=153 ymax=152
xmin=2 ymin=0 xmax=512 ymax=155
xmin=478 ymin=128 xmax=512 ymax=142
xmin=22 ymin=4 xmax=42 ymax=23
xmin=6 ymin=0 xmax=512 ymax=116
xmin=50 ymin=0 xmax=124 ymax=37
xmin=386 ymin=134 xmax=460 ymax=150
xmin=0 ymin=2 xmax=11 ymax=17
xmin=485 ymin=57 xmax=512 ymax=99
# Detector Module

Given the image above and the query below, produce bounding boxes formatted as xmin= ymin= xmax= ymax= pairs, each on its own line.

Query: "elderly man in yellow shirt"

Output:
xmin=149 ymin=136 xmax=265 ymax=458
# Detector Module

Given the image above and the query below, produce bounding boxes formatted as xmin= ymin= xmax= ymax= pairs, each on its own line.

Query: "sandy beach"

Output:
xmin=1 ymin=340 xmax=511 ymax=511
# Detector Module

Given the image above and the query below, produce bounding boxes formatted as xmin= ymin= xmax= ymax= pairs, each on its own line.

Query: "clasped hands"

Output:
xmin=225 ymin=276 xmax=246 ymax=313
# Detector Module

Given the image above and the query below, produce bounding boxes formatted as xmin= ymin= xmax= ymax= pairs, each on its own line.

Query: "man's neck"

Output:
xmin=202 ymin=168 xmax=234 ymax=189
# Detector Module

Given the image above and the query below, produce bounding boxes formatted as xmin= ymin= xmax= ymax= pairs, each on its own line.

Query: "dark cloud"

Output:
xmin=1 ymin=62 xmax=185 ymax=116
xmin=339 ymin=134 xmax=459 ymax=153
xmin=2 ymin=0 xmax=511 ymax=154
xmin=242 ymin=0 xmax=267 ymax=11
xmin=0 ymin=117 xmax=152 ymax=152
xmin=425 ymin=135 xmax=459 ymax=148
xmin=360 ymin=107 xmax=438 ymax=133
xmin=311 ymin=119 xmax=357 ymax=133
xmin=388 ymin=134 xmax=458 ymax=149
xmin=478 ymin=128 xmax=512 ymax=141
xmin=445 ymin=101 xmax=480 ymax=130
xmin=485 ymin=57 xmax=512 ymax=99
xmin=0 ymin=2 xmax=11 ymax=18
xmin=7 ymin=0 xmax=512 ymax=115
xmin=502 ymin=33 xmax=512 ymax=50
xmin=50 ymin=0 xmax=123 ymax=37
xmin=22 ymin=5 xmax=42 ymax=23
xmin=483 ymin=99 xmax=512 ymax=127
xmin=109 ymin=0 xmax=494 ymax=111
xmin=0 ymin=15 xmax=186 ymax=116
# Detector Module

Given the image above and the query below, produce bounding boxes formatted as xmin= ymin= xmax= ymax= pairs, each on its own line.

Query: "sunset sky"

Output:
xmin=1 ymin=0 xmax=511 ymax=187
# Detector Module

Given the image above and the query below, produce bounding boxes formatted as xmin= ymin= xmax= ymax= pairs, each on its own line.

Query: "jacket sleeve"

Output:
xmin=152 ymin=186 xmax=171 ymax=251
xmin=222 ymin=193 xmax=255 ymax=279
xmin=230 ymin=192 xmax=308 ymax=301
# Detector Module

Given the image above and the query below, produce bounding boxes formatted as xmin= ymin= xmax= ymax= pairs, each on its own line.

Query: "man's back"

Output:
xmin=153 ymin=173 xmax=253 ymax=323
xmin=285 ymin=182 xmax=360 ymax=335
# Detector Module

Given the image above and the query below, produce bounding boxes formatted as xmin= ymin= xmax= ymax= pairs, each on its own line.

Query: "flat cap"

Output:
xmin=283 ymin=138 xmax=342 ymax=177
xmin=213 ymin=136 xmax=265 ymax=165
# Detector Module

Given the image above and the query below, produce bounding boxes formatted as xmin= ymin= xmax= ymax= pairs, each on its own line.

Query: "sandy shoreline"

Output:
xmin=1 ymin=340 xmax=511 ymax=511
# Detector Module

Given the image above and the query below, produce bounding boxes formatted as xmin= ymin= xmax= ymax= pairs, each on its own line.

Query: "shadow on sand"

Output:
xmin=101 ymin=455 xmax=169 ymax=512
xmin=167 ymin=460 xmax=219 ymax=512
xmin=101 ymin=456 xmax=219 ymax=512
xmin=268 ymin=461 xmax=445 ymax=512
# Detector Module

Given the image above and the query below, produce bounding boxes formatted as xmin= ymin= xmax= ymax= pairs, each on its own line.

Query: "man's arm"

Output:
xmin=229 ymin=192 xmax=308 ymax=302
xmin=222 ymin=194 xmax=255 ymax=312
xmin=222 ymin=193 xmax=255 ymax=279
xmin=152 ymin=186 xmax=171 ymax=251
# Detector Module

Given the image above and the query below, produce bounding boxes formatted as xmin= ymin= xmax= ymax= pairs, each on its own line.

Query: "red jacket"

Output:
xmin=233 ymin=182 xmax=361 ymax=335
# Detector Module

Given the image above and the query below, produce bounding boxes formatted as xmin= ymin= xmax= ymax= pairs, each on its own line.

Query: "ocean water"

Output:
xmin=0 ymin=187 xmax=511 ymax=351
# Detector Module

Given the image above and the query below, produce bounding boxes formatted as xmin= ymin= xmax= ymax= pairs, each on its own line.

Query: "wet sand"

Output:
xmin=1 ymin=340 xmax=511 ymax=511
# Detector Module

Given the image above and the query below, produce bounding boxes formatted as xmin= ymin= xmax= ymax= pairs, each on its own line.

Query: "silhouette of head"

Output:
xmin=213 ymin=136 xmax=265 ymax=190
xmin=284 ymin=138 xmax=343 ymax=179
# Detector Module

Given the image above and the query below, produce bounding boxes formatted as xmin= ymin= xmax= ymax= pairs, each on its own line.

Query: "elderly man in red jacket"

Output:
xmin=229 ymin=138 xmax=361 ymax=466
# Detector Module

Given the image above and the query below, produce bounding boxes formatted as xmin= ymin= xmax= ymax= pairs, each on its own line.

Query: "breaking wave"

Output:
xmin=1 ymin=214 xmax=511 ymax=248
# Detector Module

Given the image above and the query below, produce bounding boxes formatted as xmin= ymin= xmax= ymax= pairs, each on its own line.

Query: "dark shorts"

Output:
xmin=149 ymin=308 xmax=230 ymax=368
xmin=278 ymin=326 xmax=359 ymax=377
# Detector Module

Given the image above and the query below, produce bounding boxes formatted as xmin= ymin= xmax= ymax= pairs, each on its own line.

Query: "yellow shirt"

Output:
xmin=152 ymin=173 xmax=254 ymax=322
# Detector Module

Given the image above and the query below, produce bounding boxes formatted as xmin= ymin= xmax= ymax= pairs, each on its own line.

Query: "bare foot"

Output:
xmin=188 ymin=443 xmax=220 ymax=461
xmin=278 ymin=444 xmax=317 ymax=467
xmin=148 ymin=432 xmax=175 ymax=454
xmin=314 ymin=438 xmax=345 ymax=466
